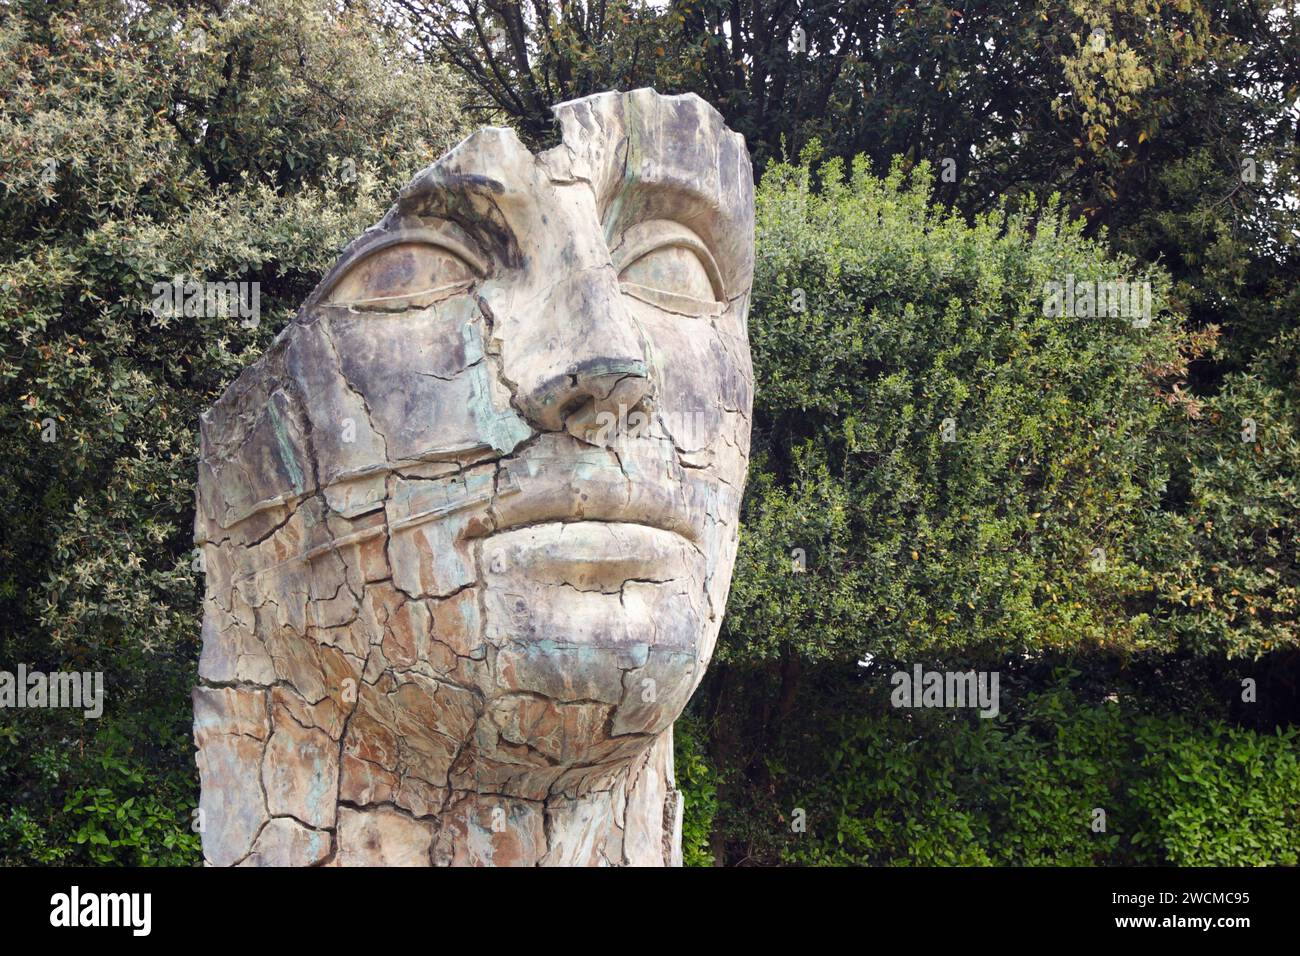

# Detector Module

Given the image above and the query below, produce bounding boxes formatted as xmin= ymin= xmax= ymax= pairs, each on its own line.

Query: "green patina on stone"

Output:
xmin=463 ymin=328 xmax=532 ymax=454
xmin=267 ymin=395 xmax=306 ymax=494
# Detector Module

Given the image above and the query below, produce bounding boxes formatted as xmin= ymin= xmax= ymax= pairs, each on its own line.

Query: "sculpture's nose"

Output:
xmin=508 ymin=267 xmax=654 ymax=434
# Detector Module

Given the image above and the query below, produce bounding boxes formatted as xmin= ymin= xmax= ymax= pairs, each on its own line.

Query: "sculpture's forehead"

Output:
xmin=372 ymin=90 xmax=754 ymax=298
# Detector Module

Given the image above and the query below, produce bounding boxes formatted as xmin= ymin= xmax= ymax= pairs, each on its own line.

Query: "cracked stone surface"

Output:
xmin=193 ymin=89 xmax=754 ymax=866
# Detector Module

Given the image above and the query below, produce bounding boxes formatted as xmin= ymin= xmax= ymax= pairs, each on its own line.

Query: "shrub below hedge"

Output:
xmin=759 ymin=676 xmax=1300 ymax=866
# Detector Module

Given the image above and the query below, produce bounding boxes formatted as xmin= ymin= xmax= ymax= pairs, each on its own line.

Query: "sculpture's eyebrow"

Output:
xmin=601 ymin=178 xmax=738 ymax=291
xmin=343 ymin=225 xmax=487 ymax=275
xmin=602 ymin=177 xmax=710 ymax=243
xmin=391 ymin=171 xmax=523 ymax=269
xmin=399 ymin=171 xmax=507 ymax=209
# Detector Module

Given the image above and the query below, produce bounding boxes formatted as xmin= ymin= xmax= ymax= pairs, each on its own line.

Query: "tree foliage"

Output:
xmin=697 ymin=152 xmax=1296 ymax=865
xmin=725 ymin=152 xmax=1200 ymax=665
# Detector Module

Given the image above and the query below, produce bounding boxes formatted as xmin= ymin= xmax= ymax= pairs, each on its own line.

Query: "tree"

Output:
xmin=384 ymin=0 xmax=684 ymax=140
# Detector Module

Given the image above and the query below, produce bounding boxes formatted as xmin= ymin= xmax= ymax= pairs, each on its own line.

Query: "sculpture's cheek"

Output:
xmin=313 ymin=298 xmax=532 ymax=465
xmin=627 ymin=298 xmax=751 ymax=484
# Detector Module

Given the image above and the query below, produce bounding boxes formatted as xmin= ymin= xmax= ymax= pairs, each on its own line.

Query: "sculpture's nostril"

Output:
xmin=530 ymin=360 xmax=654 ymax=433
xmin=600 ymin=372 xmax=653 ymax=418
xmin=558 ymin=394 xmax=592 ymax=423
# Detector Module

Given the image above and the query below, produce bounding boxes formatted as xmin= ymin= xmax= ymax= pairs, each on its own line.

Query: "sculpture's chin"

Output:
xmin=476 ymin=531 xmax=707 ymax=768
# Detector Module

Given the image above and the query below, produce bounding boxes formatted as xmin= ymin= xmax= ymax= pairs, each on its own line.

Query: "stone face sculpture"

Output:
xmin=192 ymin=89 xmax=754 ymax=866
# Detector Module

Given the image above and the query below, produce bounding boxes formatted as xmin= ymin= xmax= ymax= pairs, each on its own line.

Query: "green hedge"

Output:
xmin=674 ymin=716 xmax=719 ymax=868
xmin=765 ymin=678 xmax=1300 ymax=867
xmin=724 ymin=149 xmax=1192 ymax=667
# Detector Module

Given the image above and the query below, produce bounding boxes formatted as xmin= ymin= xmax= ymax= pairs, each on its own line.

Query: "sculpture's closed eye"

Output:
xmin=327 ymin=238 xmax=480 ymax=311
xmin=614 ymin=220 xmax=724 ymax=317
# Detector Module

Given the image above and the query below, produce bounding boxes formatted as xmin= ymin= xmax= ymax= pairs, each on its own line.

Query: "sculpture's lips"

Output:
xmin=488 ymin=511 xmax=699 ymax=546
xmin=487 ymin=455 xmax=704 ymax=545
xmin=481 ymin=521 xmax=700 ymax=591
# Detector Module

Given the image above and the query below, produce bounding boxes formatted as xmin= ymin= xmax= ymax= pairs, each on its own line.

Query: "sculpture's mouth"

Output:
xmin=487 ymin=453 xmax=704 ymax=547
xmin=488 ymin=507 xmax=699 ymax=545
xmin=480 ymin=520 xmax=699 ymax=592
